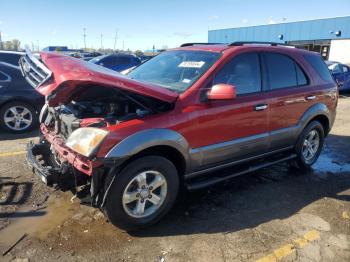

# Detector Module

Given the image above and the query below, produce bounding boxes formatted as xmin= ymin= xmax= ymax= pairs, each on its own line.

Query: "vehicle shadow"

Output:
xmin=0 ymin=129 xmax=39 ymax=141
xmin=0 ymin=179 xmax=33 ymax=206
xmin=131 ymin=134 xmax=350 ymax=237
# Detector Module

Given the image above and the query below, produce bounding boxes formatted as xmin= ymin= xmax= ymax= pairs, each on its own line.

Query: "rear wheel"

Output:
xmin=293 ymin=121 xmax=324 ymax=170
xmin=0 ymin=101 xmax=37 ymax=133
xmin=103 ymin=156 xmax=179 ymax=230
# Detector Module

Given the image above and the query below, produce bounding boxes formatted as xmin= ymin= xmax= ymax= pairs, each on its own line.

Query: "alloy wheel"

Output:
xmin=302 ymin=129 xmax=320 ymax=162
xmin=122 ymin=170 xmax=167 ymax=218
xmin=4 ymin=106 xmax=33 ymax=131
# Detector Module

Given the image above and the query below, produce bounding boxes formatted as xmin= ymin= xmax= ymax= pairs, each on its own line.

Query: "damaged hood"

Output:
xmin=20 ymin=51 xmax=178 ymax=106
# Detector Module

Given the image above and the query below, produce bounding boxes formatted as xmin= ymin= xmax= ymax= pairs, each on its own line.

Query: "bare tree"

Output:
xmin=3 ymin=39 xmax=21 ymax=51
xmin=12 ymin=39 xmax=20 ymax=50
xmin=4 ymin=41 xmax=14 ymax=50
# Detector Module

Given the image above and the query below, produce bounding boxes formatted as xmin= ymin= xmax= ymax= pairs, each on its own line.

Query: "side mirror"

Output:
xmin=207 ymin=84 xmax=237 ymax=100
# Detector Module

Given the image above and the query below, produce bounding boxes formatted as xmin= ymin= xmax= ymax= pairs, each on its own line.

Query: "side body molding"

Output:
xmin=105 ymin=128 xmax=191 ymax=170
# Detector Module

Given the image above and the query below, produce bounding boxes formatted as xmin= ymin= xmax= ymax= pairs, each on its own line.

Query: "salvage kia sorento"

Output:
xmin=23 ymin=42 xmax=338 ymax=230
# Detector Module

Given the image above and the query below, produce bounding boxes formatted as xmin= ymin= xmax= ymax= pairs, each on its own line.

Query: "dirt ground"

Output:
xmin=1 ymin=96 xmax=350 ymax=262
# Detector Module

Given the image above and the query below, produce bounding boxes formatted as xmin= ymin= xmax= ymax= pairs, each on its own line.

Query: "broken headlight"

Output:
xmin=66 ymin=127 xmax=109 ymax=157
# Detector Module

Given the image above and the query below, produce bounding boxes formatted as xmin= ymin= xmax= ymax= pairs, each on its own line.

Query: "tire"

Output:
xmin=293 ymin=121 xmax=324 ymax=170
xmin=103 ymin=156 xmax=179 ymax=230
xmin=0 ymin=101 xmax=38 ymax=133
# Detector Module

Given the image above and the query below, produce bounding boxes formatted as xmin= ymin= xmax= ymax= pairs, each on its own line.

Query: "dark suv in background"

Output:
xmin=89 ymin=53 xmax=141 ymax=72
xmin=0 ymin=51 xmax=44 ymax=133
xmin=24 ymin=42 xmax=337 ymax=230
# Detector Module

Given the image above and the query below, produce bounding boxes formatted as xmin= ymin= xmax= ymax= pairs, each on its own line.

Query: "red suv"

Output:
xmin=23 ymin=42 xmax=337 ymax=230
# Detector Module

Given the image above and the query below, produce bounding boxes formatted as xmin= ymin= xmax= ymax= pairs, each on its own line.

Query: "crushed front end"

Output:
xmin=21 ymin=48 xmax=174 ymax=207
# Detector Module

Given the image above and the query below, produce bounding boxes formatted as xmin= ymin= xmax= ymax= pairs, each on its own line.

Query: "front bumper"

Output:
xmin=39 ymin=124 xmax=102 ymax=176
xmin=26 ymin=141 xmax=61 ymax=186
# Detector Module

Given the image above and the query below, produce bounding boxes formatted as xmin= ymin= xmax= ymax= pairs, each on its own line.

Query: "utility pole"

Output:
xmin=122 ymin=40 xmax=124 ymax=51
xmin=113 ymin=29 xmax=118 ymax=51
xmin=83 ymin=28 xmax=86 ymax=50
xmin=37 ymin=40 xmax=39 ymax=52
xmin=100 ymin=33 xmax=103 ymax=50
xmin=0 ymin=31 xmax=3 ymax=50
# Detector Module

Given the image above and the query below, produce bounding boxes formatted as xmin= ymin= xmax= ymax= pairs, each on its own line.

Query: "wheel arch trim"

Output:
xmin=298 ymin=103 xmax=333 ymax=135
xmin=105 ymin=128 xmax=191 ymax=171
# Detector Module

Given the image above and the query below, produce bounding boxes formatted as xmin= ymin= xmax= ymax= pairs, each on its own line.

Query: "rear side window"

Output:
xmin=304 ymin=54 xmax=334 ymax=82
xmin=263 ymin=53 xmax=297 ymax=90
xmin=213 ymin=52 xmax=261 ymax=95
xmin=0 ymin=53 xmax=22 ymax=66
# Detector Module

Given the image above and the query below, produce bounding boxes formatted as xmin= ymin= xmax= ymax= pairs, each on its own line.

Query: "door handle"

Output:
xmin=254 ymin=104 xmax=268 ymax=111
xmin=306 ymin=95 xmax=316 ymax=101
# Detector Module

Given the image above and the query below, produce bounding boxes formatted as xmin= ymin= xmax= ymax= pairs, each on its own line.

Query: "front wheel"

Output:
xmin=293 ymin=121 xmax=324 ymax=170
xmin=103 ymin=156 xmax=179 ymax=230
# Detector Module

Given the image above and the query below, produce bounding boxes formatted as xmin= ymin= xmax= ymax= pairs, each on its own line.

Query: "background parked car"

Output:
xmin=0 ymin=51 xmax=24 ymax=66
xmin=89 ymin=53 xmax=141 ymax=72
xmin=326 ymin=61 xmax=350 ymax=91
xmin=0 ymin=60 xmax=44 ymax=133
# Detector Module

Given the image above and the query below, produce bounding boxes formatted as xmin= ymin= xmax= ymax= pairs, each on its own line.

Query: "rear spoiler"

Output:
xmin=19 ymin=47 xmax=52 ymax=88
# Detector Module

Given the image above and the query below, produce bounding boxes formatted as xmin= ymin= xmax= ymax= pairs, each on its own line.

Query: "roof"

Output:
xmin=173 ymin=43 xmax=316 ymax=55
xmin=209 ymin=16 xmax=350 ymax=43
xmin=0 ymin=51 xmax=25 ymax=55
xmin=173 ymin=44 xmax=228 ymax=52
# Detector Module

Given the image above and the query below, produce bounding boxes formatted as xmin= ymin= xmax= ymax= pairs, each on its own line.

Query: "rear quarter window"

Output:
xmin=304 ymin=54 xmax=334 ymax=82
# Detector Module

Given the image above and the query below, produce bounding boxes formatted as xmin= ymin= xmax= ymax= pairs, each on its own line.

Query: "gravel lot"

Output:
xmin=0 ymin=96 xmax=350 ymax=262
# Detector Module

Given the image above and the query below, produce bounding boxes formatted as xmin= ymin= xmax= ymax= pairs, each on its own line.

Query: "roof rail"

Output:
xmin=180 ymin=42 xmax=222 ymax=47
xmin=229 ymin=41 xmax=295 ymax=47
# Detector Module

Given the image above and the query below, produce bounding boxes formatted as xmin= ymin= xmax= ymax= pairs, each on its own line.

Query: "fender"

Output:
xmin=105 ymin=128 xmax=191 ymax=170
xmin=297 ymin=102 xmax=334 ymax=136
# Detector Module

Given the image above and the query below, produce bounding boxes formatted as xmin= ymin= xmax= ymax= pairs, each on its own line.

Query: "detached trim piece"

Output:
xmin=19 ymin=47 xmax=52 ymax=88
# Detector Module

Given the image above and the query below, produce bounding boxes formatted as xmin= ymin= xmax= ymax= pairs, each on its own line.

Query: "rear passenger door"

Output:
xmin=262 ymin=52 xmax=313 ymax=150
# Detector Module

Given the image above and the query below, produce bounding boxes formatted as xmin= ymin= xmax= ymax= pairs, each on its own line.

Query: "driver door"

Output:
xmin=189 ymin=52 xmax=269 ymax=168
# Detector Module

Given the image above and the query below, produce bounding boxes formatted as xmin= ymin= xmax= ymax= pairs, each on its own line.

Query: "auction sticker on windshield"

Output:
xmin=178 ymin=61 xmax=205 ymax=68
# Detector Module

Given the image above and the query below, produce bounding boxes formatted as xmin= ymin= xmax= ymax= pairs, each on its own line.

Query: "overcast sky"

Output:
xmin=1 ymin=0 xmax=349 ymax=51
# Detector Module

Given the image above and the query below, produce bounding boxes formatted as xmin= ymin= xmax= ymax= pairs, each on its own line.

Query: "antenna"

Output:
xmin=100 ymin=33 xmax=103 ymax=49
xmin=0 ymin=31 xmax=3 ymax=50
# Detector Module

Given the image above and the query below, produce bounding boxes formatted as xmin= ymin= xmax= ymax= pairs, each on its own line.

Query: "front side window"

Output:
xmin=213 ymin=52 xmax=261 ymax=95
xmin=128 ymin=50 xmax=220 ymax=93
xmin=264 ymin=53 xmax=298 ymax=90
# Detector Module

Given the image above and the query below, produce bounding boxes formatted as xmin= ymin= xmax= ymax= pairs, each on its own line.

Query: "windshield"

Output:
xmin=127 ymin=50 xmax=220 ymax=93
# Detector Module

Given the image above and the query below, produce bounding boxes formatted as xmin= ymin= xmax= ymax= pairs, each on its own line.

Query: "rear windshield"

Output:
xmin=127 ymin=50 xmax=220 ymax=93
xmin=304 ymin=54 xmax=334 ymax=83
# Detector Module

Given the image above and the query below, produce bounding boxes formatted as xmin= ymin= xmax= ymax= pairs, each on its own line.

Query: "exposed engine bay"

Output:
xmin=40 ymin=85 xmax=173 ymax=138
